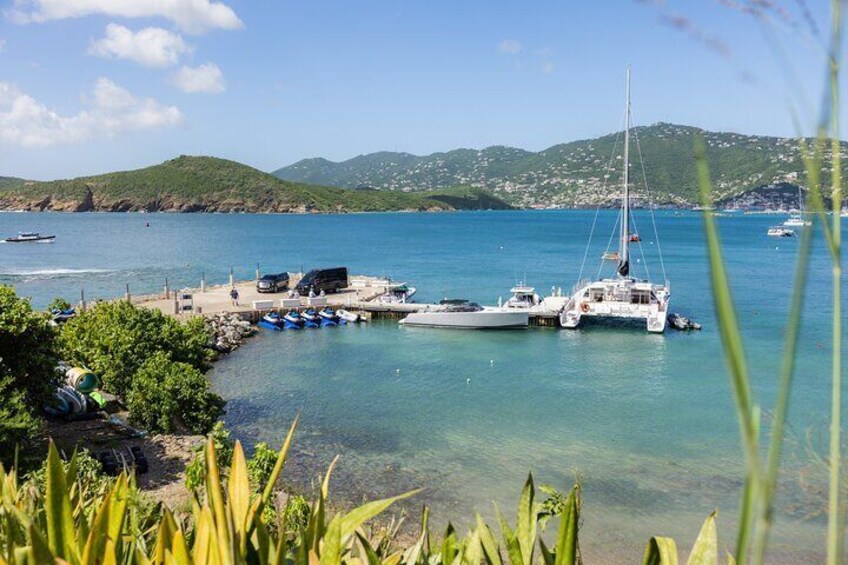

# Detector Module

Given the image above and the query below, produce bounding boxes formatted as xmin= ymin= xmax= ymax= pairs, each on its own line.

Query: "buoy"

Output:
xmin=466 ymin=378 xmax=471 ymax=384
xmin=490 ymin=359 xmax=494 ymax=366
xmin=396 ymin=368 xmax=400 ymax=374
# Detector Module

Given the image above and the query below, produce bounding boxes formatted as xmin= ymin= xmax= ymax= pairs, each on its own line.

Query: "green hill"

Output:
xmin=0 ymin=156 xmax=512 ymax=213
xmin=0 ymin=176 xmax=25 ymax=190
xmin=273 ymin=123 xmax=846 ymax=207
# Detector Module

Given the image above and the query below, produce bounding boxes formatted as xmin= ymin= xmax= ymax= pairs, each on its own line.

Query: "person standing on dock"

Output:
xmin=230 ymin=287 xmax=240 ymax=306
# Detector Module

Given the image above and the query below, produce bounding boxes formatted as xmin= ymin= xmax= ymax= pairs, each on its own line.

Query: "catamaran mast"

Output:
xmin=617 ymin=67 xmax=631 ymax=278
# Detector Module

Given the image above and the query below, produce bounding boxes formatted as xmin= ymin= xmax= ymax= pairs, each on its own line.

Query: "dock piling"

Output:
xmin=125 ymin=284 xmax=131 ymax=303
xmin=79 ymin=289 xmax=86 ymax=312
xmin=201 ymin=272 xmax=206 ymax=293
xmin=255 ymin=263 xmax=260 ymax=281
xmin=164 ymin=277 xmax=170 ymax=299
xmin=229 ymin=267 xmax=234 ymax=288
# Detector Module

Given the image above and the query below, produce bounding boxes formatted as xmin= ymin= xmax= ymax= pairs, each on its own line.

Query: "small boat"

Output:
xmin=318 ymin=308 xmax=342 ymax=326
xmin=4 ymin=232 xmax=56 ymax=243
xmin=504 ymin=285 xmax=543 ymax=310
xmin=768 ymin=226 xmax=796 ymax=238
xmin=259 ymin=312 xmax=285 ymax=331
xmin=283 ymin=311 xmax=305 ymax=329
xmin=629 ymin=234 xmax=641 ymax=242
xmin=376 ymin=283 xmax=417 ymax=304
xmin=337 ymin=309 xmax=363 ymax=323
xmin=399 ymin=300 xmax=529 ymax=329
xmin=668 ymin=312 xmax=702 ymax=331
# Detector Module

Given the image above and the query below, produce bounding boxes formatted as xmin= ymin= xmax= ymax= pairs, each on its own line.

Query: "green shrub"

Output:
xmin=185 ymin=421 xmax=233 ymax=490
xmin=46 ymin=296 xmax=72 ymax=312
xmin=0 ymin=286 xmax=58 ymax=464
xmin=58 ymin=300 xmax=212 ymax=397
xmin=127 ymin=352 xmax=224 ymax=434
xmin=247 ymin=441 xmax=278 ymax=489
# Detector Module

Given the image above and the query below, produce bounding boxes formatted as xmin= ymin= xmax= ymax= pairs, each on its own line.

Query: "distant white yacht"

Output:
xmin=559 ymin=69 xmax=671 ymax=333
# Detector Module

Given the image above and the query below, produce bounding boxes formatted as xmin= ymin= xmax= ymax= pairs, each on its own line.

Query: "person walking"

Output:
xmin=230 ymin=287 xmax=240 ymax=306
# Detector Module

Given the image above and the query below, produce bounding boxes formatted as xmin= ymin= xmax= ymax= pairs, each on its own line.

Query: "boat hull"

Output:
xmin=5 ymin=235 xmax=55 ymax=243
xmin=399 ymin=309 xmax=529 ymax=329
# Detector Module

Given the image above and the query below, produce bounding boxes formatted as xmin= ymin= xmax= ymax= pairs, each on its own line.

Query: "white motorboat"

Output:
xmin=504 ymin=285 xmax=543 ymax=310
xmin=4 ymin=231 xmax=55 ymax=243
xmin=768 ymin=226 xmax=796 ymax=237
xmin=399 ymin=300 xmax=529 ymax=329
xmin=376 ymin=283 xmax=417 ymax=304
xmin=337 ymin=309 xmax=363 ymax=323
xmin=559 ymin=69 xmax=671 ymax=333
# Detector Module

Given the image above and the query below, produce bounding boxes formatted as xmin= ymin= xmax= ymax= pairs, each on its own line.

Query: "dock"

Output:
xmin=132 ymin=273 xmax=567 ymax=328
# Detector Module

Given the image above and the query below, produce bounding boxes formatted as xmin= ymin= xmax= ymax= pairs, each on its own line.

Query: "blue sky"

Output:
xmin=0 ymin=0 xmax=837 ymax=180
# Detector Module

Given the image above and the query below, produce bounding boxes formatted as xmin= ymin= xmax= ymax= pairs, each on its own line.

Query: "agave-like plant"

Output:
xmin=0 ymin=412 xmax=724 ymax=565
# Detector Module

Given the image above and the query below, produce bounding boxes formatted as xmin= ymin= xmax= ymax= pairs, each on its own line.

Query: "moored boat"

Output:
xmin=376 ymin=283 xmax=417 ymax=304
xmin=337 ymin=309 xmax=363 ymax=323
xmin=558 ymin=69 xmax=671 ymax=333
xmin=399 ymin=300 xmax=529 ymax=329
xmin=259 ymin=312 xmax=285 ymax=331
xmin=283 ymin=311 xmax=305 ymax=329
xmin=767 ymin=226 xmax=796 ymax=237
xmin=318 ymin=307 xmax=341 ymax=326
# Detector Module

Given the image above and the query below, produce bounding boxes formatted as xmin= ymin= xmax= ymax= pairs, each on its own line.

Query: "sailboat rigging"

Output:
xmin=558 ymin=68 xmax=671 ymax=333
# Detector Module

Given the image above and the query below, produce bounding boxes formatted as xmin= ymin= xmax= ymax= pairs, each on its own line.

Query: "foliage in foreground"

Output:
xmin=0 ymin=419 xmax=724 ymax=565
xmin=58 ymin=300 xmax=222 ymax=434
xmin=0 ymin=286 xmax=58 ymax=464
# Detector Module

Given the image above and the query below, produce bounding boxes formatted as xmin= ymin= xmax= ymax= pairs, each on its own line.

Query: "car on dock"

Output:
xmin=257 ymin=272 xmax=290 ymax=293
xmin=295 ymin=267 xmax=348 ymax=295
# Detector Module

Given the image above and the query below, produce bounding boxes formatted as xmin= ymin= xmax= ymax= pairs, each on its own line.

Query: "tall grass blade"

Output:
xmin=642 ymin=537 xmax=679 ymax=565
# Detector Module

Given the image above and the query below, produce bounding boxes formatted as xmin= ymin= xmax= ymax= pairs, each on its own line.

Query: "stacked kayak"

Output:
xmin=45 ymin=365 xmax=104 ymax=419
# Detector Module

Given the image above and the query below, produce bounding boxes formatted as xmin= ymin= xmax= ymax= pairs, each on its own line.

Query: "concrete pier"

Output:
xmin=133 ymin=273 xmax=567 ymax=328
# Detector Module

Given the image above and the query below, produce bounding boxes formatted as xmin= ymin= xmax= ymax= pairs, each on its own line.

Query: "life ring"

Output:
xmin=580 ymin=303 xmax=590 ymax=313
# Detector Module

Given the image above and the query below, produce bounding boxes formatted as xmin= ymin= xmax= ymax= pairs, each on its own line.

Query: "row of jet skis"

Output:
xmin=258 ymin=308 xmax=362 ymax=331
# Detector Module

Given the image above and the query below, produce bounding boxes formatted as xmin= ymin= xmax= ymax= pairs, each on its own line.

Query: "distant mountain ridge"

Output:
xmin=0 ymin=156 xmax=512 ymax=213
xmin=274 ymin=123 xmax=846 ymax=207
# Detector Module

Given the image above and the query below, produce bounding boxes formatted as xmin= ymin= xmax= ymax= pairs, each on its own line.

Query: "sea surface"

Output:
xmin=2 ymin=210 xmax=844 ymax=561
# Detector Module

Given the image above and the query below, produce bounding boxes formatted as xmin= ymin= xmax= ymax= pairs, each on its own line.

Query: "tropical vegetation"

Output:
xmin=0 ymin=156 xmax=512 ymax=214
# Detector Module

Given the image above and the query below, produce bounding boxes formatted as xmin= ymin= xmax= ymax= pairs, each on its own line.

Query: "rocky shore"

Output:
xmin=207 ymin=312 xmax=257 ymax=354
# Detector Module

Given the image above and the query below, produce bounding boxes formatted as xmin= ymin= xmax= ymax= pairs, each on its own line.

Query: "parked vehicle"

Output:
xmin=257 ymin=272 xmax=290 ymax=293
xmin=295 ymin=267 xmax=348 ymax=295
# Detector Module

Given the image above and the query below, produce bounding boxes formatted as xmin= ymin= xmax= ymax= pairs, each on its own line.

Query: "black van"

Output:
xmin=295 ymin=267 xmax=348 ymax=294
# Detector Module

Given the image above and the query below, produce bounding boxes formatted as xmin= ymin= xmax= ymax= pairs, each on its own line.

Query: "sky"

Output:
xmin=0 ymin=0 xmax=839 ymax=180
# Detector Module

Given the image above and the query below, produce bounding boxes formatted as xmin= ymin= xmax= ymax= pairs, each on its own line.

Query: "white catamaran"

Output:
xmin=559 ymin=69 xmax=671 ymax=333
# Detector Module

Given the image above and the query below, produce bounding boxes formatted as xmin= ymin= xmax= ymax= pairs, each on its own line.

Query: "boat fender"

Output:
xmin=580 ymin=303 xmax=590 ymax=313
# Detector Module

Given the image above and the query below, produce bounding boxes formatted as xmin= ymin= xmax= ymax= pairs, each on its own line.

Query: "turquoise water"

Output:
xmin=1 ymin=210 xmax=843 ymax=560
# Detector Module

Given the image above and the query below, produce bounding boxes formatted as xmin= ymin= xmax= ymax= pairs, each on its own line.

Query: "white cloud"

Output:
xmin=89 ymin=24 xmax=191 ymax=68
xmin=498 ymin=39 xmax=522 ymax=54
xmin=170 ymin=63 xmax=225 ymax=93
xmin=8 ymin=0 xmax=243 ymax=34
xmin=541 ymin=61 xmax=555 ymax=74
xmin=0 ymin=78 xmax=183 ymax=148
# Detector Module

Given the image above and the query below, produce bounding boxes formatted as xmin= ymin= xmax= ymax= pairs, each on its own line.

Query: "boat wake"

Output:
xmin=0 ymin=268 xmax=114 ymax=282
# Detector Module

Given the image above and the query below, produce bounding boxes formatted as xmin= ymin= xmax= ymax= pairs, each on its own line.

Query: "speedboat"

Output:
xmin=376 ymin=283 xmax=417 ymax=304
xmin=559 ymin=69 xmax=670 ymax=333
xmin=768 ymin=226 xmax=796 ymax=237
xmin=318 ymin=308 xmax=341 ymax=326
xmin=259 ymin=312 xmax=285 ymax=331
xmin=504 ymin=285 xmax=543 ymax=310
xmin=283 ymin=311 xmax=305 ymax=329
xmin=51 ymin=307 xmax=76 ymax=324
xmin=337 ymin=309 xmax=363 ymax=323
xmin=5 ymin=232 xmax=55 ymax=243
xmin=399 ymin=300 xmax=529 ymax=329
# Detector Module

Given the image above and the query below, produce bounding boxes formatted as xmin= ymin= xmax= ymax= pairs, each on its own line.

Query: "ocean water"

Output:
xmin=1 ymin=210 xmax=843 ymax=560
